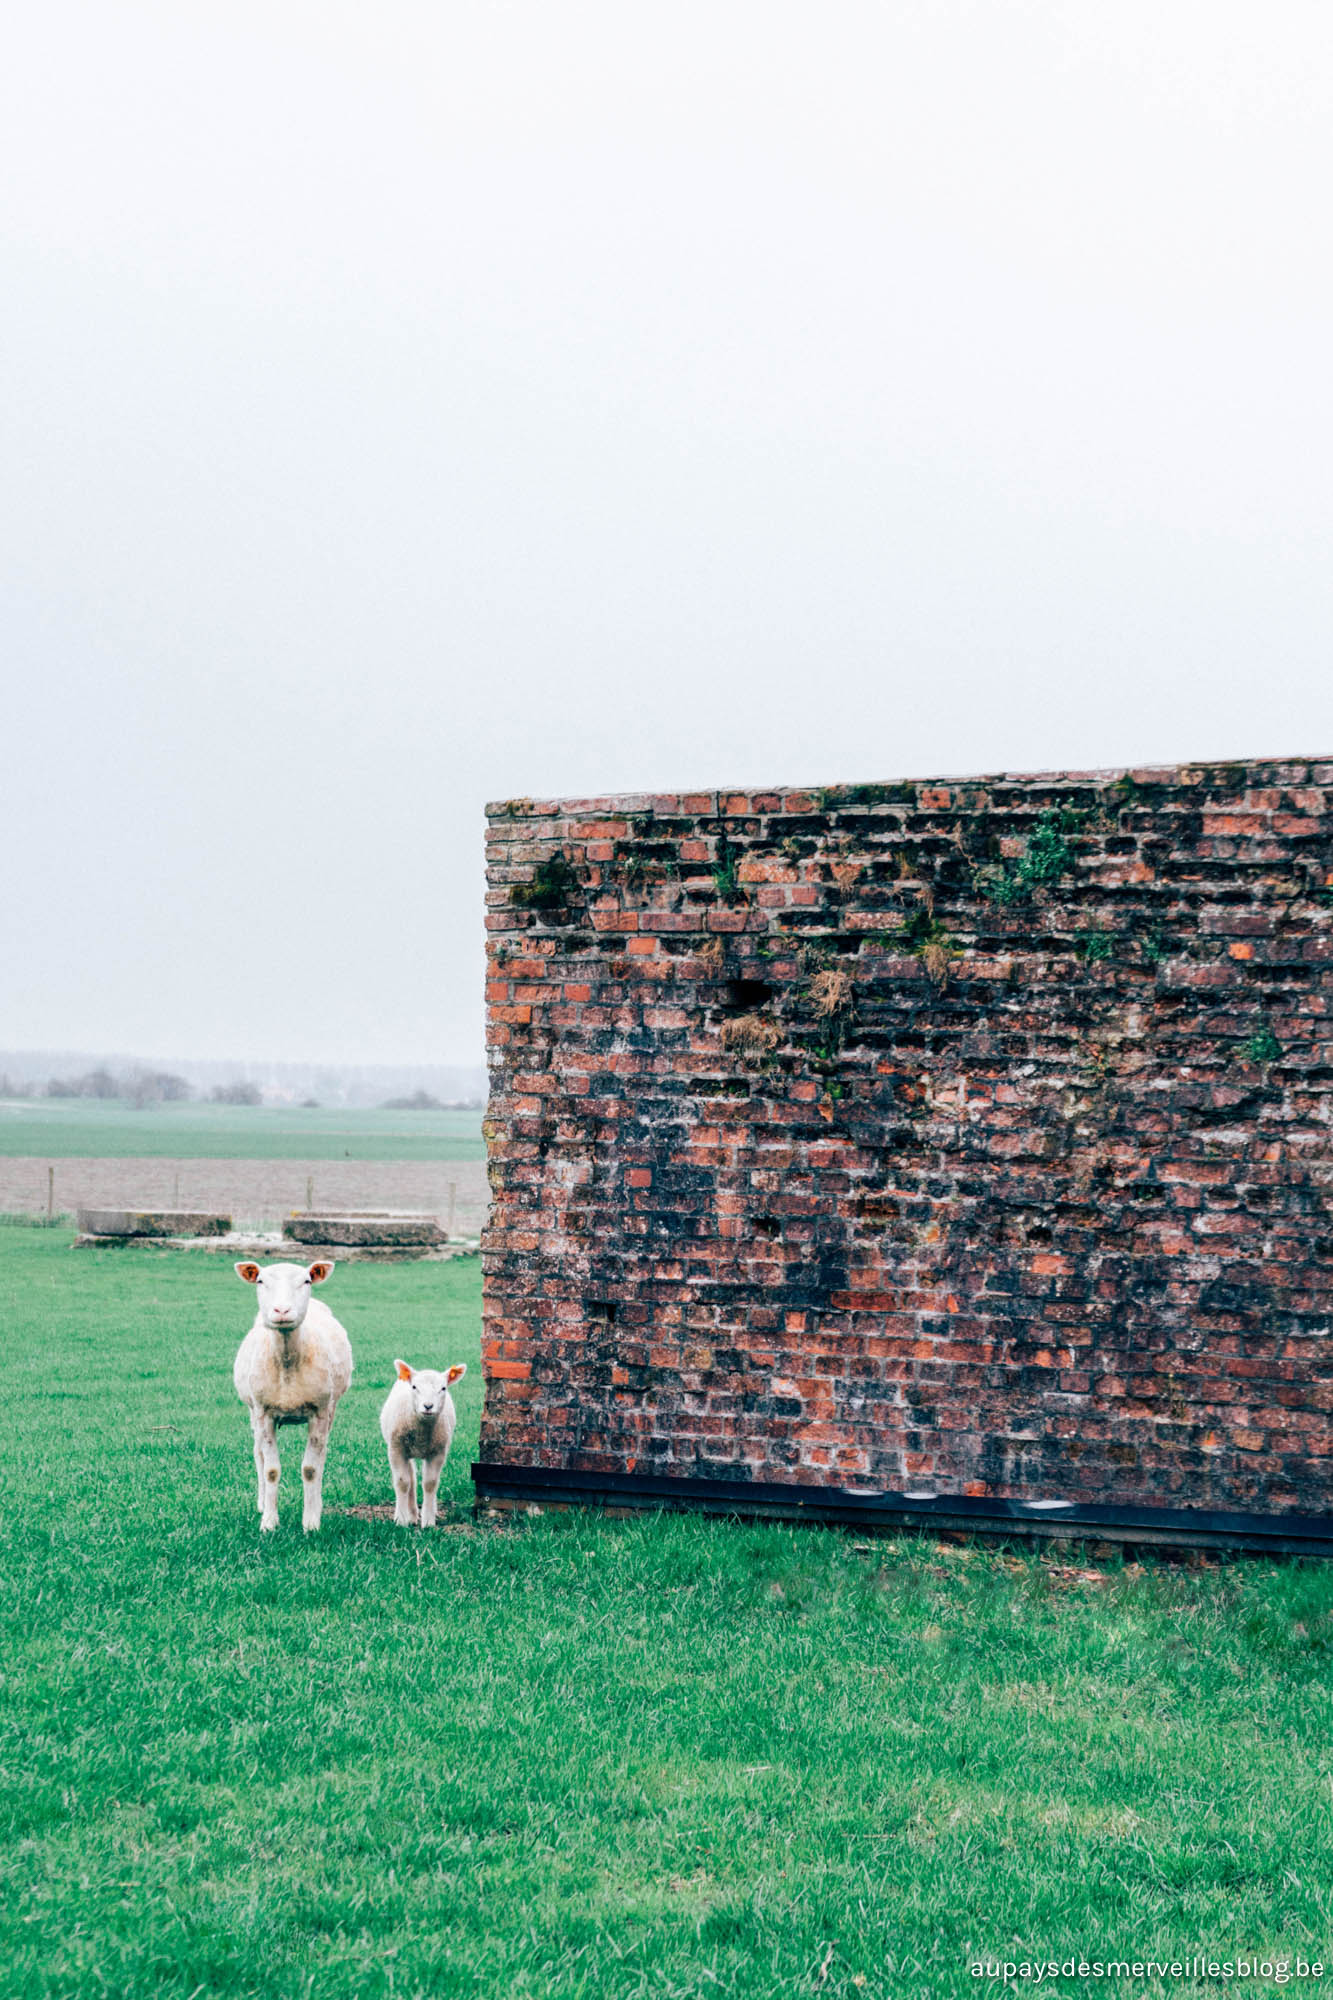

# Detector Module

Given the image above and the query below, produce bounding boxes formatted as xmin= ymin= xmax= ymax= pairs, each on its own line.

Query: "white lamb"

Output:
xmin=379 ymin=1358 xmax=467 ymax=1526
xmin=232 ymin=1259 xmax=354 ymax=1532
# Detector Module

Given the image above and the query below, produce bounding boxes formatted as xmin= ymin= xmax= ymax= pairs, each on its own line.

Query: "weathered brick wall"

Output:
xmin=481 ymin=759 xmax=1333 ymax=1516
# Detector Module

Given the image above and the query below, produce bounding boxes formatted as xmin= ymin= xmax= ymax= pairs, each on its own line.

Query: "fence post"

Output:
xmin=47 ymin=1165 xmax=54 ymax=1225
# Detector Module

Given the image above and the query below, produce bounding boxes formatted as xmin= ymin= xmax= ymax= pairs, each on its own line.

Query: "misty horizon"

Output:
xmin=0 ymin=1048 xmax=487 ymax=1106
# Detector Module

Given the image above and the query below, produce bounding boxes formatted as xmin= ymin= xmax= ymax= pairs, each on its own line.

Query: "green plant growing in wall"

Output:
xmin=848 ymin=783 xmax=887 ymax=805
xmin=1078 ymin=929 xmax=1113 ymax=964
xmin=976 ymin=864 xmax=1027 ymax=907
xmin=511 ymin=852 xmax=580 ymax=910
xmin=1241 ymin=1026 xmax=1283 ymax=1065
xmin=815 ymin=782 xmax=897 ymax=810
xmin=1109 ymin=773 xmax=1168 ymax=813
xmin=711 ymin=836 xmax=743 ymax=902
xmin=978 ymin=808 xmax=1082 ymax=906
xmin=1023 ymin=809 xmax=1080 ymax=884
xmin=897 ymin=908 xmax=937 ymax=949
xmin=1139 ymin=924 xmax=1168 ymax=967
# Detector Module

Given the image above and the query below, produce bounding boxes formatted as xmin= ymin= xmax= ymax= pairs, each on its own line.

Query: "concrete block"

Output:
xmin=283 ymin=1212 xmax=446 ymax=1247
xmin=77 ymin=1208 xmax=232 ymax=1238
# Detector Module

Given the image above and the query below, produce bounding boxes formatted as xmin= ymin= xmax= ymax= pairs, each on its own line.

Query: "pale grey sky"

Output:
xmin=3 ymin=2 xmax=1331 ymax=1066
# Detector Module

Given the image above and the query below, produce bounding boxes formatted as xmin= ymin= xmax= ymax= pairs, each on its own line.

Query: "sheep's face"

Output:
xmin=236 ymin=1259 xmax=335 ymax=1332
xmin=394 ymin=1359 xmax=466 ymax=1417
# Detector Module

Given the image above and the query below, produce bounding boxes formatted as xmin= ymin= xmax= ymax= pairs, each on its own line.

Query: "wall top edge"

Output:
xmin=485 ymin=755 xmax=1333 ymax=821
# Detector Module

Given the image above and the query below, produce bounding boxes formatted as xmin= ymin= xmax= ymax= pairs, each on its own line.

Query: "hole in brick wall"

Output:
xmin=753 ymin=1216 xmax=780 ymax=1238
xmin=1245 ymin=964 xmax=1310 ymax=985
xmin=587 ymin=1301 xmax=617 ymax=1324
xmin=725 ymin=979 xmax=772 ymax=1011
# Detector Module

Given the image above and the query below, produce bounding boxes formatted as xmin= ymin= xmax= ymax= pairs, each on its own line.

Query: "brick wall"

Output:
xmin=480 ymin=759 xmax=1333 ymax=1517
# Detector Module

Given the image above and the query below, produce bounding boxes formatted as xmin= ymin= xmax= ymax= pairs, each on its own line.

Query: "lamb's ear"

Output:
xmin=446 ymin=1362 xmax=467 ymax=1385
xmin=394 ymin=1359 xmax=413 ymax=1382
xmin=235 ymin=1262 xmax=261 ymax=1284
xmin=307 ymin=1260 xmax=335 ymax=1284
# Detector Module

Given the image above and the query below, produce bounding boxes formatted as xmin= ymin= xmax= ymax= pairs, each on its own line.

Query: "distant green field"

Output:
xmin=0 ymin=1098 xmax=484 ymax=1161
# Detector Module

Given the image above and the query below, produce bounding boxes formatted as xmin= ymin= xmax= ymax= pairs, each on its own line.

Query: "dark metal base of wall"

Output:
xmin=471 ymin=1462 xmax=1333 ymax=1558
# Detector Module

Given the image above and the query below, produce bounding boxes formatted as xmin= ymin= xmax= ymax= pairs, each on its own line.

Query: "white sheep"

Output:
xmin=232 ymin=1259 xmax=354 ymax=1531
xmin=379 ymin=1358 xmax=467 ymax=1526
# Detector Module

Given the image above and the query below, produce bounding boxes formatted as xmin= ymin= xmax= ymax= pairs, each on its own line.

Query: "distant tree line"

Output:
xmin=10 ymin=1069 xmax=267 ymax=1108
xmin=0 ymin=1070 xmax=478 ymax=1111
xmin=379 ymin=1090 xmax=483 ymax=1110
xmin=43 ymin=1066 xmax=192 ymax=1107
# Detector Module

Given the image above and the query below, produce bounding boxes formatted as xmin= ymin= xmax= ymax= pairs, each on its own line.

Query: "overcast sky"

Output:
xmin=3 ymin=2 xmax=1332 ymax=1067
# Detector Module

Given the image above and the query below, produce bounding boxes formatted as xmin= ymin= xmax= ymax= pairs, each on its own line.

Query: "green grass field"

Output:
xmin=0 ymin=1099 xmax=484 ymax=1161
xmin=3 ymin=1224 xmax=1333 ymax=1999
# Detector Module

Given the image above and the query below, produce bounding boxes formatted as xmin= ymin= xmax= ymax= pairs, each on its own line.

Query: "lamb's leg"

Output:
xmin=420 ymin=1451 xmax=446 ymax=1528
xmin=388 ymin=1441 xmax=419 ymax=1525
xmin=250 ymin=1410 xmax=266 ymax=1514
xmin=300 ymin=1408 xmax=333 ymax=1532
xmin=256 ymin=1413 xmax=281 ymax=1531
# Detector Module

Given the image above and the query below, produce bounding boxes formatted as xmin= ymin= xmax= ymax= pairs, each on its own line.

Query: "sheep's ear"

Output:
xmin=446 ymin=1362 xmax=467 ymax=1385
xmin=307 ymin=1261 xmax=335 ymax=1284
xmin=235 ymin=1262 xmax=261 ymax=1284
xmin=395 ymin=1359 xmax=413 ymax=1381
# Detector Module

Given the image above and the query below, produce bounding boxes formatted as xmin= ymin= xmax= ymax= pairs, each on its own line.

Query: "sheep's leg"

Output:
xmin=300 ymin=1408 xmax=333 ymax=1532
xmin=250 ymin=1411 xmax=266 ymax=1514
xmin=388 ymin=1441 xmax=419 ymax=1525
xmin=256 ymin=1413 xmax=281 ymax=1531
xmin=420 ymin=1451 xmax=447 ymax=1528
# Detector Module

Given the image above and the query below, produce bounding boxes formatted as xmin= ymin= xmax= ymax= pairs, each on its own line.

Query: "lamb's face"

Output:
xmin=410 ymin=1368 xmax=449 ymax=1417
xmin=394 ymin=1359 xmax=466 ymax=1417
xmin=236 ymin=1258 xmax=335 ymax=1331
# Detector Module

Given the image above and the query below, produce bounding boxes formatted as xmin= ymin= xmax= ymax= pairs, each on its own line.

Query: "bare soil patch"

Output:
xmin=335 ymin=1504 xmax=474 ymax=1530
